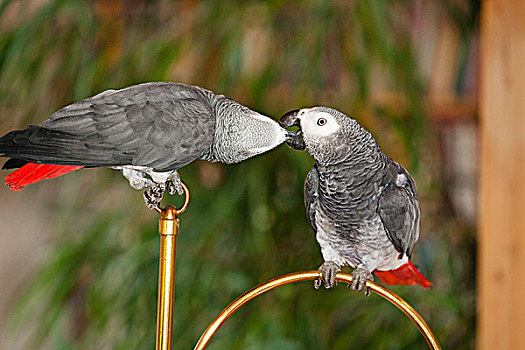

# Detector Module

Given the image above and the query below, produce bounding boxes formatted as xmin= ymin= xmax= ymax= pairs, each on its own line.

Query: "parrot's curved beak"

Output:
xmin=279 ymin=109 xmax=306 ymax=151
xmin=279 ymin=109 xmax=300 ymax=128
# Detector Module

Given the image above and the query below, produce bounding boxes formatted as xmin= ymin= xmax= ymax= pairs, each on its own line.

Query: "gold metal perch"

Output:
xmin=155 ymin=182 xmax=189 ymax=350
xmin=194 ymin=271 xmax=441 ymax=350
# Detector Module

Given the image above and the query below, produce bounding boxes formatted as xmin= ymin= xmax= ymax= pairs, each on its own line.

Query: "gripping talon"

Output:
xmin=315 ymin=261 xmax=341 ymax=290
xmin=143 ymin=183 xmax=166 ymax=209
xmin=166 ymin=180 xmax=177 ymax=195
xmin=166 ymin=179 xmax=184 ymax=195
xmin=143 ymin=190 xmax=160 ymax=209
xmin=167 ymin=172 xmax=184 ymax=195
xmin=350 ymin=265 xmax=374 ymax=295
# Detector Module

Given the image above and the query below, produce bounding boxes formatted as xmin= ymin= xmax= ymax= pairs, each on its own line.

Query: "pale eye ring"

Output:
xmin=317 ymin=118 xmax=327 ymax=126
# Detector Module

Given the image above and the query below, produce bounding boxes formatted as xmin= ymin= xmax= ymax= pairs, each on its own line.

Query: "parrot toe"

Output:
xmin=166 ymin=180 xmax=181 ymax=195
xmin=143 ymin=183 xmax=166 ymax=209
xmin=315 ymin=261 xmax=341 ymax=289
xmin=350 ymin=265 xmax=373 ymax=295
xmin=166 ymin=173 xmax=184 ymax=195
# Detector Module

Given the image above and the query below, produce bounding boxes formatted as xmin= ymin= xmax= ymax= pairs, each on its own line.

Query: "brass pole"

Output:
xmin=194 ymin=271 xmax=441 ymax=350
xmin=155 ymin=183 xmax=189 ymax=350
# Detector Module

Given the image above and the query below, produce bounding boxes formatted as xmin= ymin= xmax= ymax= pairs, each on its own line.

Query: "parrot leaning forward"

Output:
xmin=279 ymin=107 xmax=431 ymax=294
xmin=0 ymin=82 xmax=291 ymax=208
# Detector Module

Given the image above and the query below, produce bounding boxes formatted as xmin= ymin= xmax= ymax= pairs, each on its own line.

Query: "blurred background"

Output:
xmin=0 ymin=0 xmax=480 ymax=349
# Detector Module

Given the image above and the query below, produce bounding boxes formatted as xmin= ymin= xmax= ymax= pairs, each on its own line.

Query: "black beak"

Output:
xmin=279 ymin=109 xmax=301 ymax=128
xmin=279 ymin=109 xmax=306 ymax=151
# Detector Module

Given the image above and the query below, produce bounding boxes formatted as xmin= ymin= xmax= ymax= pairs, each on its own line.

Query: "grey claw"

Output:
xmin=143 ymin=183 xmax=166 ymax=209
xmin=351 ymin=275 xmax=359 ymax=291
xmin=325 ymin=271 xmax=335 ymax=289
xmin=166 ymin=179 xmax=184 ymax=195
xmin=350 ymin=265 xmax=373 ymax=294
xmin=315 ymin=261 xmax=341 ymax=290
xmin=166 ymin=180 xmax=177 ymax=195
xmin=166 ymin=171 xmax=184 ymax=195
xmin=143 ymin=190 xmax=160 ymax=209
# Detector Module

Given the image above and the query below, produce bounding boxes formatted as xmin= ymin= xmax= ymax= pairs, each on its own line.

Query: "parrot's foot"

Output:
xmin=166 ymin=172 xmax=184 ymax=195
xmin=348 ymin=265 xmax=373 ymax=296
xmin=143 ymin=183 xmax=166 ymax=209
xmin=314 ymin=261 xmax=341 ymax=290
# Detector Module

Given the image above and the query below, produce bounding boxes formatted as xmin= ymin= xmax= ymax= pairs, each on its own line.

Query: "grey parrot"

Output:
xmin=0 ymin=82 xmax=290 ymax=208
xmin=279 ymin=107 xmax=431 ymax=294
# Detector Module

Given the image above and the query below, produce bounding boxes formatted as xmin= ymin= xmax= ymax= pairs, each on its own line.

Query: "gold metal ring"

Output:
xmin=155 ymin=182 xmax=190 ymax=216
xmin=194 ymin=271 xmax=441 ymax=350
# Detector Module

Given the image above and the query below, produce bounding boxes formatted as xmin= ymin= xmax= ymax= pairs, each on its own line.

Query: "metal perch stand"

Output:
xmin=154 ymin=184 xmax=440 ymax=349
xmin=194 ymin=272 xmax=441 ymax=350
xmin=155 ymin=183 xmax=189 ymax=350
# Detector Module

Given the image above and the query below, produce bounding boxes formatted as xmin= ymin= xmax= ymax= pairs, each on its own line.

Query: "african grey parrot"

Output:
xmin=0 ymin=82 xmax=290 ymax=208
xmin=279 ymin=107 xmax=431 ymax=294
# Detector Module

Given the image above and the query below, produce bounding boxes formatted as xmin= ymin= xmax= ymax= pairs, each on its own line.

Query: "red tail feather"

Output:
xmin=5 ymin=163 xmax=83 ymax=191
xmin=373 ymin=260 xmax=432 ymax=288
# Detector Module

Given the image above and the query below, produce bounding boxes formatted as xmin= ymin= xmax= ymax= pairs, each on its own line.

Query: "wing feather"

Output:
xmin=378 ymin=162 xmax=420 ymax=258
xmin=14 ymin=82 xmax=219 ymax=171
xmin=304 ymin=165 xmax=320 ymax=232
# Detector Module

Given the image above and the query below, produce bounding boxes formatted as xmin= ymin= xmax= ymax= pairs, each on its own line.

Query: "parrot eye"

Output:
xmin=317 ymin=118 xmax=327 ymax=126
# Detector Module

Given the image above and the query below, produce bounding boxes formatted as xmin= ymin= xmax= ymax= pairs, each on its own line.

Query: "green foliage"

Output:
xmin=1 ymin=0 xmax=475 ymax=349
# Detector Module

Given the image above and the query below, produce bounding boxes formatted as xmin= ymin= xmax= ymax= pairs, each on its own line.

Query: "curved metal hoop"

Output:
xmin=194 ymin=271 xmax=441 ymax=350
xmin=154 ymin=182 xmax=190 ymax=216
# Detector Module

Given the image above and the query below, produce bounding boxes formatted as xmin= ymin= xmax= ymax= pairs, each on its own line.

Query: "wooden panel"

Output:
xmin=479 ymin=1 xmax=525 ymax=348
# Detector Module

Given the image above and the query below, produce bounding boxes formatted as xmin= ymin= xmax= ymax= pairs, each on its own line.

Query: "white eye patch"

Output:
xmin=300 ymin=111 xmax=340 ymax=138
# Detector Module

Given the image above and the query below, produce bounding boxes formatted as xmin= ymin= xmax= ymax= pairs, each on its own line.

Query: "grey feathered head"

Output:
xmin=210 ymin=98 xmax=291 ymax=164
xmin=279 ymin=107 xmax=378 ymax=165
